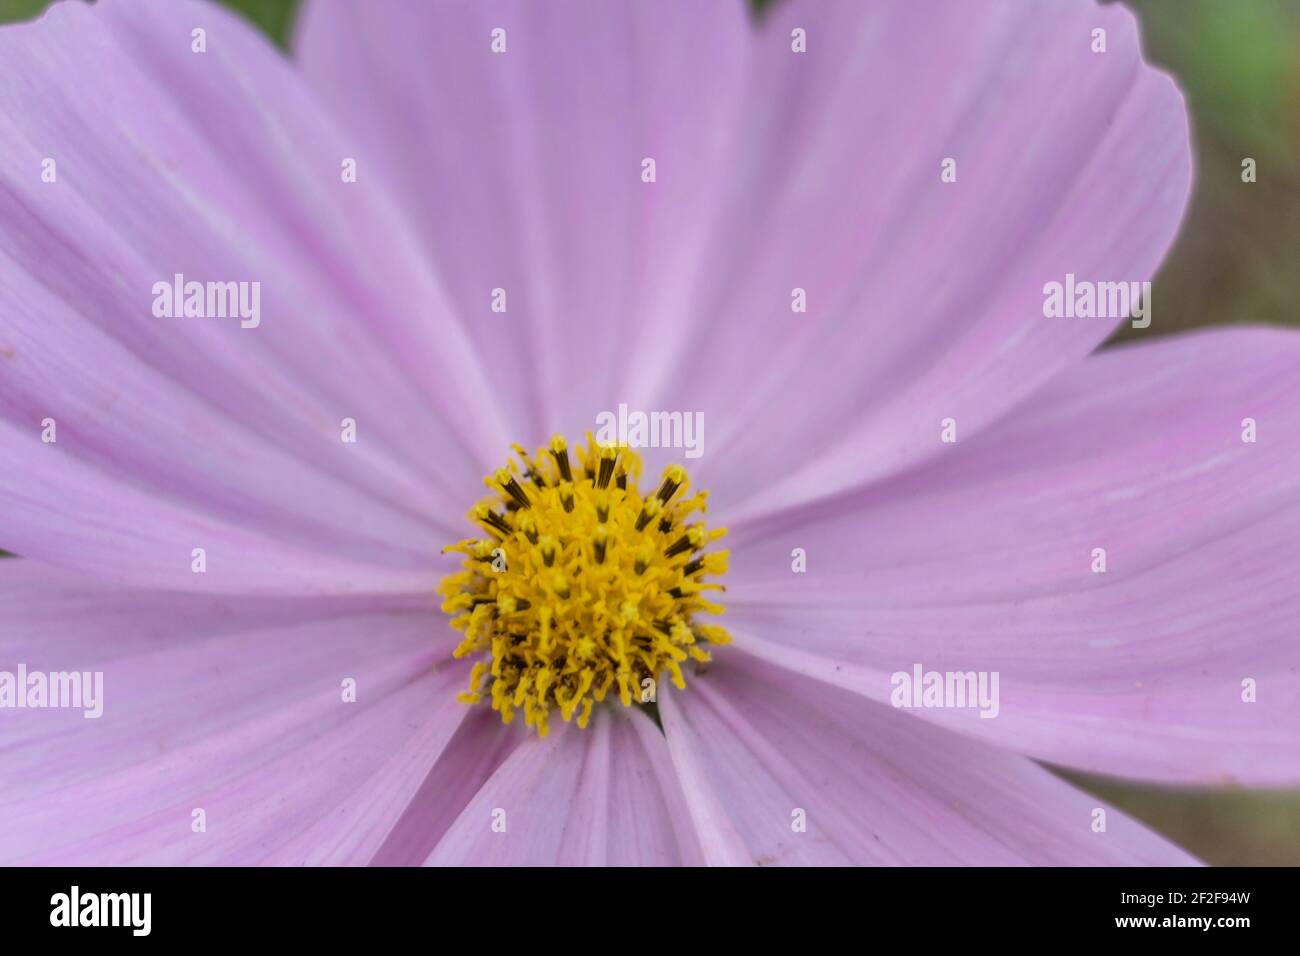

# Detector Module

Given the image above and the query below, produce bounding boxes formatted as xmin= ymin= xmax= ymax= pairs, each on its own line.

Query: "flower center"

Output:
xmin=439 ymin=435 xmax=732 ymax=736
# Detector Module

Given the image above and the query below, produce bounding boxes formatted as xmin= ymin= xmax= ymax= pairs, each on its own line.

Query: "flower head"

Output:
xmin=441 ymin=436 xmax=731 ymax=734
xmin=0 ymin=0 xmax=1296 ymax=868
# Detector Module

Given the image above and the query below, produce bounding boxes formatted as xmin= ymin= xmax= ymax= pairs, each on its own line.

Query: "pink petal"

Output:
xmin=271 ymin=707 xmax=523 ymax=866
xmin=300 ymin=1 xmax=1188 ymax=507
xmin=660 ymin=653 xmax=1198 ymax=865
xmin=724 ymin=327 xmax=1300 ymax=784
xmin=0 ymin=560 xmax=474 ymax=864
xmin=296 ymin=0 xmax=750 ymax=440
xmin=0 ymin=0 xmax=507 ymax=593
xmin=368 ymin=709 xmax=523 ymax=866
xmin=682 ymin=0 xmax=1189 ymax=521
xmin=425 ymin=706 xmax=704 ymax=865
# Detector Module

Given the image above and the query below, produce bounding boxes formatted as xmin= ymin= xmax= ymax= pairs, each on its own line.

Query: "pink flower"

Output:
xmin=0 ymin=0 xmax=1294 ymax=866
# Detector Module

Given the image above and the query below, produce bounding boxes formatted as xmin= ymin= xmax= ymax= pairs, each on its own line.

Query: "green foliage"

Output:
xmin=211 ymin=0 xmax=298 ymax=47
xmin=0 ymin=0 xmax=299 ymax=46
xmin=0 ymin=0 xmax=52 ymax=22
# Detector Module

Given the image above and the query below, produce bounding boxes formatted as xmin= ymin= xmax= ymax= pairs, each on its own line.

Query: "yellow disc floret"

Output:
xmin=438 ymin=434 xmax=732 ymax=736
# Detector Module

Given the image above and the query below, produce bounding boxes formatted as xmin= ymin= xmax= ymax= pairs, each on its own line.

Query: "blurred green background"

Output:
xmin=0 ymin=0 xmax=1296 ymax=864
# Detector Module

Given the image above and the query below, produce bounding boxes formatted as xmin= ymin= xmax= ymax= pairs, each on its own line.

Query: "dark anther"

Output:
xmin=551 ymin=446 xmax=573 ymax=483
xmin=500 ymin=475 xmax=531 ymax=509
xmin=596 ymin=453 xmax=617 ymax=490
xmin=480 ymin=510 xmax=514 ymax=537
xmin=664 ymin=533 xmax=695 ymax=558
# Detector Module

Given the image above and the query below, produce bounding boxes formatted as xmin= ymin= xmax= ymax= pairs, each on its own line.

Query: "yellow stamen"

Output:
xmin=439 ymin=434 xmax=732 ymax=736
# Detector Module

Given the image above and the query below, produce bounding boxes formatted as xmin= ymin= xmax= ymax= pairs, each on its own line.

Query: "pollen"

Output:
xmin=438 ymin=434 xmax=732 ymax=736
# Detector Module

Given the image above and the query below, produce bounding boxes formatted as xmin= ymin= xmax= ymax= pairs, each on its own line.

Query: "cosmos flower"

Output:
xmin=0 ymin=0 xmax=1296 ymax=866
